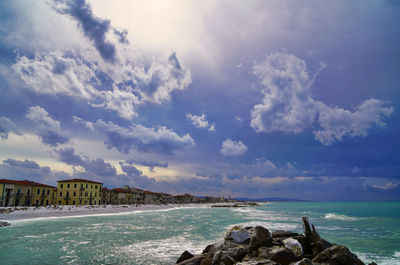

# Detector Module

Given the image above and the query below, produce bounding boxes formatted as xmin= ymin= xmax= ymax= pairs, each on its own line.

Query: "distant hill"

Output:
xmin=234 ymin=197 xmax=310 ymax=202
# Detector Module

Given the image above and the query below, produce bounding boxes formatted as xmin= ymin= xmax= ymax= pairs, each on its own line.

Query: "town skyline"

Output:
xmin=0 ymin=0 xmax=399 ymax=201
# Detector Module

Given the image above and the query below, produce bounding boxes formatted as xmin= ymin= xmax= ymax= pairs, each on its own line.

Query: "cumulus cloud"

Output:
xmin=0 ymin=117 xmax=21 ymax=139
xmin=93 ymin=119 xmax=195 ymax=154
xmin=119 ymin=161 xmax=143 ymax=177
xmin=186 ymin=113 xmax=216 ymax=131
xmin=250 ymin=52 xmax=393 ymax=145
xmin=52 ymin=0 xmax=117 ymax=62
xmin=26 ymin=106 xmax=69 ymax=146
xmin=57 ymin=147 xmax=116 ymax=177
xmin=220 ymin=138 xmax=248 ymax=156
xmin=370 ymin=182 xmax=398 ymax=190
xmin=315 ymin=99 xmax=393 ymax=145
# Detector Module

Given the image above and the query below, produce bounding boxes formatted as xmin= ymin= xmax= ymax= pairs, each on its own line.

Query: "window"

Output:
xmin=73 ymin=192 xmax=76 ymax=197
xmin=46 ymin=200 xmax=49 ymax=206
xmin=37 ymin=189 xmax=40 ymax=195
xmin=27 ymin=190 xmax=30 ymax=196
xmin=36 ymin=200 xmax=39 ymax=205
xmin=60 ymin=184 xmax=63 ymax=188
xmin=59 ymin=192 xmax=62 ymax=196
xmin=74 ymin=183 xmax=77 ymax=188
xmin=67 ymin=184 xmax=70 ymax=188
xmin=85 ymin=192 xmax=88 ymax=197
xmin=86 ymin=184 xmax=88 ymax=188
xmin=47 ymin=189 xmax=50 ymax=195
xmin=95 ymin=185 xmax=98 ymax=189
xmin=81 ymin=184 xmax=83 ymax=188
xmin=91 ymin=185 xmax=93 ymax=189
xmin=17 ymin=189 xmax=20 ymax=195
xmin=66 ymin=192 xmax=69 ymax=197
xmin=73 ymin=200 xmax=75 ymax=205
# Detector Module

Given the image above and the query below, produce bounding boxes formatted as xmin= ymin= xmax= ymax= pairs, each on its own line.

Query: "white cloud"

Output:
xmin=315 ymin=99 xmax=393 ymax=145
xmin=93 ymin=119 xmax=195 ymax=154
xmin=250 ymin=52 xmax=393 ymax=145
xmin=26 ymin=106 xmax=69 ymax=146
xmin=220 ymin=138 xmax=247 ymax=156
xmin=186 ymin=113 xmax=216 ymax=131
xmin=371 ymin=182 xmax=398 ymax=190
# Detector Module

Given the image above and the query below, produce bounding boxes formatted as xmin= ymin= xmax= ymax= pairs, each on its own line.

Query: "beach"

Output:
xmin=0 ymin=204 xmax=206 ymax=222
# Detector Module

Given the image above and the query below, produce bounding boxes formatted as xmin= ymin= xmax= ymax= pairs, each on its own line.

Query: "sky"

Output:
xmin=0 ymin=0 xmax=399 ymax=201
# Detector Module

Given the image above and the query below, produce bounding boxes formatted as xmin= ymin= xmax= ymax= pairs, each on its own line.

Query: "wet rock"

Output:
xmin=225 ymin=226 xmax=251 ymax=243
xmin=272 ymin=230 xmax=300 ymax=239
xmin=312 ymin=245 xmax=365 ymax=265
xmin=289 ymin=258 xmax=314 ymax=265
xmin=283 ymin=238 xmax=303 ymax=257
xmin=202 ymin=244 xmax=213 ymax=254
xmin=177 ymin=251 xmax=195 ymax=263
xmin=212 ymin=250 xmax=236 ymax=265
xmin=302 ymin=216 xmax=332 ymax=256
xmin=237 ymin=259 xmax=280 ymax=265
xmin=177 ymin=253 xmax=207 ymax=265
xmin=250 ymin=226 xmax=273 ymax=250
xmin=0 ymin=221 xmax=11 ymax=227
xmin=258 ymin=246 xmax=296 ymax=265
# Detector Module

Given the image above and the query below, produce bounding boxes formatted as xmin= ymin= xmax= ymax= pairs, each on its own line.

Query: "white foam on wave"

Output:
xmin=226 ymin=221 xmax=299 ymax=232
xmin=232 ymin=207 xmax=297 ymax=222
xmin=118 ymin=236 xmax=214 ymax=263
xmin=355 ymin=251 xmax=400 ymax=265
xmin=324 ymin=213 xmax=358 ymax=221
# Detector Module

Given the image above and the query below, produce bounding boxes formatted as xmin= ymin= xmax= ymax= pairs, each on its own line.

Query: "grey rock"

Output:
xmin=0 ymin=221 xmax=10 ymax=227
xmin=263 ymin=246 xmax=297 ymax=265
xmin=272 ymin=230 xmax=299 ymax=239
xmin=289 ymin=258 xmax=314 ymax=265
xmin=250 ymin=226 xmax=273 ymax=250
xmin=177 ymin=251 xmax=195 ymax=263
xmin=237 ymin=259 xmax=280 ymax=265
xmin=225 ymin=226 xmax=251 ymax=243
xmin=283 ymin=238 xmax=303 ymax=257
xmin=177 ymin=253 xmax=207 ymax=265
xmin=312 ymin=245 xmax=365 ymax=265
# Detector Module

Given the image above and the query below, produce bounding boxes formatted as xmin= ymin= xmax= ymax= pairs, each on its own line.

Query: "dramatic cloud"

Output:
xmin=26 ymin=106 xmax=69 ymax=146
xmin=251 ymin=52 xmax=394 ymax=145
xmin=3 ymin=158 xmax=42 ymax=169
xmin=93 ymin=119 xmax=195 ymax=154
xmin=220 ymin=138 xmax=248 ymax=156
xmin=52 ymin=0 xmax=117 ymax=62
xmin=57 ymin=147 xmax=116 ymax=177
xmin=0 ymin=117 xmax=21 ymax=139
xmin=119 ymin=161 xmax=143 ymax=177
xmin=315 ymin=99 xmax=393 ymax=145
xmin=186 ymin=113 xmax=215 ymax=131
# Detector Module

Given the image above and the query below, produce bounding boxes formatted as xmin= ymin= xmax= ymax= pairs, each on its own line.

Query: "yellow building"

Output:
xmin=0 ymin=179 xmax=55 ymax=207
xmin=56 ymin=178 xmax=103 ymax=206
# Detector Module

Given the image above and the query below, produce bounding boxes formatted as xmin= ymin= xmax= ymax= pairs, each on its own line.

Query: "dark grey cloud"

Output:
xmin=26 ymin=105 xmax=69 ymax=146
xmin=119 ymin=161 xmax=142 ymax=177
xmin=126 ymin=159 xmax=168 ymax=171
xmin=52 ymin=0 xmax=116 ymax=62
xmin=0 ymin=117 xmax=21 ymax=139
xmin=3 ymin=158 xmax=42 ymax=170
xmin=57 ymin=147 xmax=116 ymax=177
xmin=0 ymin=158 xmax=58 ymax=183
xmin=113 ymin=28 xmax=129 ymax=44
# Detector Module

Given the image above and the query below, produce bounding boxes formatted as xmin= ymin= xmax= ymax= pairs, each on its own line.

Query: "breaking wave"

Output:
xmin=324 ymin=213 xmax=358 ymax=221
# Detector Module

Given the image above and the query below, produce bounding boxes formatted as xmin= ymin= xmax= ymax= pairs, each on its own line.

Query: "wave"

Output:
xmin=324 ymin=213 xmax=358 ymax=221
xmin=356 ymin=251 xmax=400 ymax=265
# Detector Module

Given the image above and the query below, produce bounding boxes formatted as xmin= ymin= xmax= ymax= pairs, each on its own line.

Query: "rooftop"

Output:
xmin=57 ymin=178 xmax=103 ymax=185
xmin=0 ymin=179 xmax=56 ymax=188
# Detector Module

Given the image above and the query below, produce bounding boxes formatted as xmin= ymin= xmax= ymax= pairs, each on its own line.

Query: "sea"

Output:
xmin=0 ymin=202 xmax=399 ymax=265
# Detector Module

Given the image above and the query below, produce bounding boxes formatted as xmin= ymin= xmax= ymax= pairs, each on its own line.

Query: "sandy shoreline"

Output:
xmin=0 ymin=204 xmax=209 ymax=222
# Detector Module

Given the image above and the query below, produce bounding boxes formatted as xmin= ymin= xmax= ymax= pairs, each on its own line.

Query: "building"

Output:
xmin=144 ymin=191 xmax=161 ymax=204
xmin=56 ymin=178 xmax=103 ymax=206
xmin=102 ymin=187 xmax=119 ymax=205
xmin=174 ymin=194 xmax=197 ymax=204
xmin=0 ymin=179 xmax=56 ymax=207
xmin=112 ymin=188 xmax=132 ymax=204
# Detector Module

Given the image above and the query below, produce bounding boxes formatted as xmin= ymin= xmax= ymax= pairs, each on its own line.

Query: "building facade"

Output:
xmin=56 ymin=178 xmax=103 ymax=206
xmin=0 ymin=179 xmax=55 ymax=207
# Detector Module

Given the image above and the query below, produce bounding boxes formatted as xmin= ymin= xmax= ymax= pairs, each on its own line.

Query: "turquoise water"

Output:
xmin=0 ymin=202 xmax=399 ymax=264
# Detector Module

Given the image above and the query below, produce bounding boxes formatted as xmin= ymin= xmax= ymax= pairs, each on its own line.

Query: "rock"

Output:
xmin=202 ymin=244 xmax=213 ymax=254
xmin=263 ymin=246 xmax=297 ymax=265
xmin=225 ymin=226 xmax=251 ymax=243
xmin=283 ymin=238 xmax=303 ymax=257
xmin=236 ymin=259 xmax=280 ymax=265
xmin=302 ymin=216 xmax=332 ymax=256
xmin=177 ymin=251 xmax=195 ymax=263
xmin=312 ymin=245 xmax=365 ymax=265
xmin=272 ymin=230 xmax=300 ymax=239
xmin=212 ymin=251 xmax=236 ymax=265
xmin=250 ymin=226 xmax=273 ymax=250
xmin=289 ymin=258 xmax=314 ymax=265
xmin=200 ymin=257 xmax=213 ymax=265
xmin=0 ymin=221 xmax=11 ymax=227
xmin=177 ymin=254 xmax=207 ymax=265
xmin=368 ymin=263 xmax=377 ymax=265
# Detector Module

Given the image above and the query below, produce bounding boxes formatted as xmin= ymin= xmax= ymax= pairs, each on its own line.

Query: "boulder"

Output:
xmin=259 ymin=246 xmax=296 ymax=265
xmin=312 ymin=245 xmax=365 ymax=265
xmin=177 ymin=253 xmax=207 ymax=265
xmin=177 ymin=251 xmax=195 ymax=263
xmin=212 ymin=250 xmax=236 ymax=265
xmin=272 ymin=230 xmax=300 ymax=239
xmin=250 ymin=226 xmax=273 ymax=250
xmin=225 ymin=226 xmax=251 ymax=243
xmin=236 ymin=259 xmax=280 ymax=265
xmin=289 ymin=258 xmax=314 ymax=265
xmin=0 ymin=221 xmax=11 ymax=227
xmin=283 ymin=238 xmax=303 ymax=257
xmin=302 ymin=216 xmax=331 ymax=256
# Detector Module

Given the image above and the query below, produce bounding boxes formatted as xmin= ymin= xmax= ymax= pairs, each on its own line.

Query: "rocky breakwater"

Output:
xmin=176 ymin=216 xmax=376 ymax=265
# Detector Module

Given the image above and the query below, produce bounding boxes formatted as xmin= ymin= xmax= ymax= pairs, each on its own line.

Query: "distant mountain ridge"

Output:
xmin=234 ymin=197 xmax=310 ymax=202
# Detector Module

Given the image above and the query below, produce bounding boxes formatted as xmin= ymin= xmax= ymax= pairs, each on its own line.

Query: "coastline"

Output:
xmin=0 ymin=203 xmax=208 ymax=222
